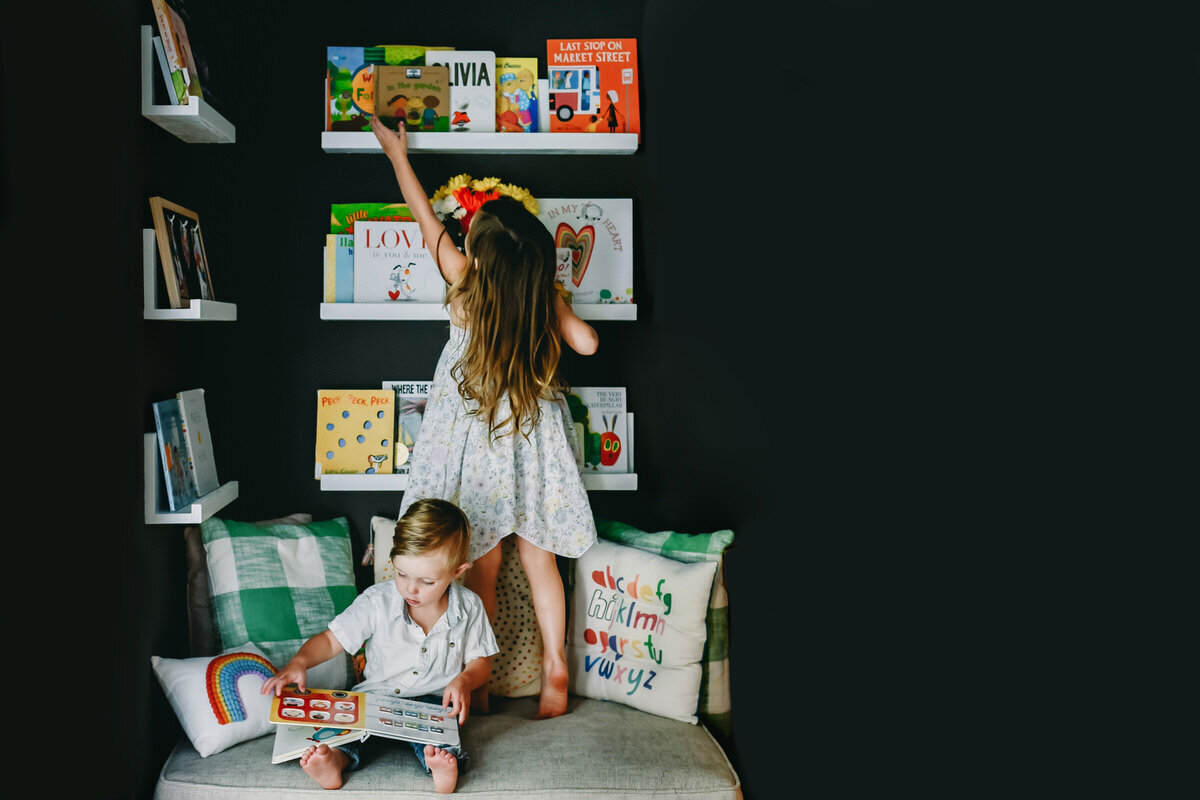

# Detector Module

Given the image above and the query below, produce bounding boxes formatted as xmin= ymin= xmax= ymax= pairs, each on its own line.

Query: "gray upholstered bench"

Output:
xmin=154 ymin=695 xmax=741 ymax=799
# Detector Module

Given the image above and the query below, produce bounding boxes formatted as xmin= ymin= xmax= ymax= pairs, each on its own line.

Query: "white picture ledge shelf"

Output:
xmin=321 ymin=131 xmax=638 ymax=155
xmin=143 ymin=230 xmax=237 ymax=320
xmin=320 ymin=416 xmax=637 ymax=492
xmin=140 ymin=26 xmax=235 ymax=144
xmin=319 ymin=302 xmax=635 ymax=321
xmin=144 ymin=433 xmax=238 ymax=524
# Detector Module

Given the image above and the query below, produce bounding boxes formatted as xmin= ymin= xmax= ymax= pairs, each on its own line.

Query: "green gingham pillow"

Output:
xmin=594 ymin=518 xmax=734 ymax=737
xmin=200 ymin=516 xmax=358 ymax=690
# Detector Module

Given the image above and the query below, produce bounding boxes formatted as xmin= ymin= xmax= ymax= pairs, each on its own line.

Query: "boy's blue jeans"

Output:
xmin=335 ymin=694 xmax=468 ymax=776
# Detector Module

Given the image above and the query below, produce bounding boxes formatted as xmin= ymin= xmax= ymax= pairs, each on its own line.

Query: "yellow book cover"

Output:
xmin=315 ymin=390 xmax=395 ymax=476
xmin=495 ymin=56 xmax=539 ymax=132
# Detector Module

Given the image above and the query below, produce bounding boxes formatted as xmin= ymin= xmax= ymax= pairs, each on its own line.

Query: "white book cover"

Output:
xmin=565 ymin=386 xmax=629 ymax=474
xmin=535 ymin=199 xmax=633 ymax=304
xmin=426 ymin=50 xmax=497 ymax=132
xmin=353 ymin=221 xmax=443 ymax=303
xmin=381 ymin=380 xmax=433 ymax=474
xmin=176 ymin=388 xmax=220 ymax=496
xmin=272 ymin=724 xmax=365 ymax=764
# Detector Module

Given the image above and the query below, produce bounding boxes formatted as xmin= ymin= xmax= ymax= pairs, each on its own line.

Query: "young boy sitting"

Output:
xmin=262 ymin=498 xmax=499 ymax=794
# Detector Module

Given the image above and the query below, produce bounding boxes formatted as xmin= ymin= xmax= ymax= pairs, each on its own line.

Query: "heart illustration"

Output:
xmin=554 ymin=223 xmax=595 ymax=287
xmin=388 ymin=290 xmax=401 ymax=300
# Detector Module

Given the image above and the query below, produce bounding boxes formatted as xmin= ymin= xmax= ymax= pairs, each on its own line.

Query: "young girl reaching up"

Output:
xmin=369 ymin=116 xmax=599 ymax=719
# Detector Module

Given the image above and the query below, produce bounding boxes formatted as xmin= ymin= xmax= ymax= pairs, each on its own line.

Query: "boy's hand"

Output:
xmin=442 ymin=675 xmax=471 ymax=724
xmin=261 ymin=663 xmax=307 ymax=696
xmin=369 ymin=115 xmax=408 ymax=162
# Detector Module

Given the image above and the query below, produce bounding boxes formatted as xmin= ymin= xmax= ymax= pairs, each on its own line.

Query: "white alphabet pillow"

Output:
xmin=567 ymin=538 xmax=717 ymax=723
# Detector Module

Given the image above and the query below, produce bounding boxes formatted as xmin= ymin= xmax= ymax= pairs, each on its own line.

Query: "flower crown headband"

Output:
xmin=430 ymin=174 xmax=539 ymax=251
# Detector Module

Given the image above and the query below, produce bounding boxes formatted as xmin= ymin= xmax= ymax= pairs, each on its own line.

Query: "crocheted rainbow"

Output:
xmin=205 ymin=652 xmax=275 ymax=725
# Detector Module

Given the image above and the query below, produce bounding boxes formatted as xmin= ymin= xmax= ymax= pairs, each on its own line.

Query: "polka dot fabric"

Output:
xmin=487 ymin=536 xmax=542 ymax=697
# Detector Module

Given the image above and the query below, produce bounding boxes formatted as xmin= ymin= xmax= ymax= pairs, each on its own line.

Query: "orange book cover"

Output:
xmin=545 ymin=38 xmax=639 ymax=140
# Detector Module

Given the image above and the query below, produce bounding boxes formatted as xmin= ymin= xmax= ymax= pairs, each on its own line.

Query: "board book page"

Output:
xmin=269 ymin=686 xmax=460 ymax=751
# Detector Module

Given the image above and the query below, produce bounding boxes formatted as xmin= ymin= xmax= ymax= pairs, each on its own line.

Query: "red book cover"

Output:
xmin=546 ymin=38 xmax=639 ymax=140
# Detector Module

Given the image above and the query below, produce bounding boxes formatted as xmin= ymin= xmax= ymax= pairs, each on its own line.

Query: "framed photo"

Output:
xmin=149 ymin=196 xmax=216 ymax=308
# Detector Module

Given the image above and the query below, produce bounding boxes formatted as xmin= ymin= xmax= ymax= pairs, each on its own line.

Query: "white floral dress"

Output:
xmin=398 ymin=323 xmax=597 ymax=560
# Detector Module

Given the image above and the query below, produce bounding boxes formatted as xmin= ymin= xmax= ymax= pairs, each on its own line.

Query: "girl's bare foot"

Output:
xmin=535 ymin=658 xmax=569 ymax=719
xmin=299 ymin=744 xmax=347 ymax=789
xmin=424 ymin=745 xmax=459 ymax=794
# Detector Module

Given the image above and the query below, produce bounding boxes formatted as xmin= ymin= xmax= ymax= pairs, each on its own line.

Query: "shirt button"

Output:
xmin=449 ymin=642 xmax=455 ymax=648
xmin=421 ymin=647 xmax=427 ymax=653
xmin=413 ymin=670 xmax=419 ymax=676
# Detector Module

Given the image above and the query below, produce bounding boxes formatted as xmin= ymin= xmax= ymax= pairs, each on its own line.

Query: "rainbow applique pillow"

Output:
xmin=151 ymin=642 xmax=277 ymax=757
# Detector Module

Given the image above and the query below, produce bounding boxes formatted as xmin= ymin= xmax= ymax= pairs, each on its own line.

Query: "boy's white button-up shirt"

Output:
xmin=329 ymin=579 xmax=499 ymax=697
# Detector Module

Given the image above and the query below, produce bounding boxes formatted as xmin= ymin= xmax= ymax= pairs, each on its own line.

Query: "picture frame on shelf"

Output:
xmin=149 ymin=196 xmax=216 ymax=309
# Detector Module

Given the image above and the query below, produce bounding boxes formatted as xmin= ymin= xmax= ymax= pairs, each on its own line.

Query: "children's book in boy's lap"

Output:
xmin=269 ymin=685 xmax=460 ymax=763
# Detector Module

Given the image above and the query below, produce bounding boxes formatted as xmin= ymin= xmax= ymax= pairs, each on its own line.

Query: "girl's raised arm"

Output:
xmin=369 ymin=116 xmax=467 ymax=285
xmin=556 ymin=293 xmax=599 ymax=355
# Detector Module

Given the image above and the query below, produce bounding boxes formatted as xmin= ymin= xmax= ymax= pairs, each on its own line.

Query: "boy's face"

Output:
xmin=391 ymin=547 xmax=468 ymax=612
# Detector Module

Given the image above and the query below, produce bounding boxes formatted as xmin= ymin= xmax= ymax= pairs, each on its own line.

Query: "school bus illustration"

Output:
xmin=548 ymin=65 xmax=602 ymax=122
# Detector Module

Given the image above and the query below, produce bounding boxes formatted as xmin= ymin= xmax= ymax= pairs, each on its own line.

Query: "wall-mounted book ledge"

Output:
xmin=143 ymin=230 xmax=237 ymax=320
xmin=320 ymin=131 xmax=638 ymax=155
xmin=140 ymin=26 xmax=235 ymax=144
xmin=143 ymin=433 xmax=238 ymax=524
xmin=318 ymin=302 xmax=635 ymax=321
xmin=319 ymin=416 xmax=637 ymax=492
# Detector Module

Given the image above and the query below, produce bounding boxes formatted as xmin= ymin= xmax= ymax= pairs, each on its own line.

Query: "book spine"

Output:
xmin=152 ymin=36 xmax=180 ymax=105
xmin=150 ymin=0 xmax=189 ymax=104
xmin=324 ymin=239 xmax=335 ymax=302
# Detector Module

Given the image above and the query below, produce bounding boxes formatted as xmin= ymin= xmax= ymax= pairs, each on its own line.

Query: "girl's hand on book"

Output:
xmin=370 ymin=115 xmax=408 ymax=163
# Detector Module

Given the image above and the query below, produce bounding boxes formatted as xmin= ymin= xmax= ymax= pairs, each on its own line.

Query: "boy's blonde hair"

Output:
xmin=391 ymin=498 xmax=471 ymax=568
xmin=445 ymin=196 xmax=565 ymax=441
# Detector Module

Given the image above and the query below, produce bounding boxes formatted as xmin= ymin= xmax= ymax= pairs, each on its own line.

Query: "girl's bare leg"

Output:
xmin=516 ymin=537 xmax=569 ymax=719
xmin=463 ymin=542 xmax=502 ymax=713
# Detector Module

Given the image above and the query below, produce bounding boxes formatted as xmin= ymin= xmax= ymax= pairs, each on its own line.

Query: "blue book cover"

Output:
xmin=153 ymin=398 xmax=198 ymax=511
xmin=324 ymin=234 xmax=354 ymax=302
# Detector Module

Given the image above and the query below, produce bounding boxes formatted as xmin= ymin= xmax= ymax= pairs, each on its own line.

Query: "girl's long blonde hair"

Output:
xmin=444 ymin=196 xmax=564 ymax=440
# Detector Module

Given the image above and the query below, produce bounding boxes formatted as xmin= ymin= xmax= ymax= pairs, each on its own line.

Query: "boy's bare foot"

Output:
xmin=535 ymin=659 xmax=569 ymax=719
xmin=300 ymin=744 xmax=347 ymax=790
xmin=424 ymin=745 xmax=459 ymax=794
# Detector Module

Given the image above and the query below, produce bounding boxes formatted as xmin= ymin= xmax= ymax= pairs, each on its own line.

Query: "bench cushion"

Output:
xmin=155 ymin=697 xmax=740 ymax=800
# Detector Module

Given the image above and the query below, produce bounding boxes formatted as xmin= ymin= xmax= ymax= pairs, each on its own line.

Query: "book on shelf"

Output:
xmin=352 ymin=221 xmax=443 ymax=303
xmin=326 ymin=46 xmax=454 ymax=131
xmin=536 ymin=198 xmax=634 ymax=305
xmin=565 ymin=387 xmax=630 ymax=474
xmin=149 ymin=0 xmax=189 ymax=104
xmin=324 ymin=234 xmax=354 ymax=303
xmin=269 ymin=685 xmax=460 ymax=764
xmin=495 ymin=57 xmax=539 ymax=132
xmin=315 ymin=389 xmax=396 ymax=477
xmin=374 ymin=65 xmax=451 ymax=133
xmin=330 ymin=203 xmax=414 ymax=235
xmin=163 ymin=0 xmax=203 ymax=103
xmin=162 ymin=0 xmax=220 ymax=108
xmin=546 ymin=38 xmax=639 ymax=140
xmin=151 ymin=36 xmax=180 ymax=105
xmin=152 ymin=397 xmax=198 ymax=511
xmin=424 ymin=50 xmax=496 ymax=132
xmin=381 ymin=380 xmax=432 ymax=475
xmin=176 ymin=388 xmax=220 ymax=496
